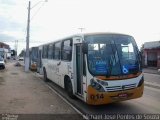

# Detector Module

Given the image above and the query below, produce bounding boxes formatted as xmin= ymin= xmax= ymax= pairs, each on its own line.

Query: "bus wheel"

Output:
xmin=67 ymin=78 xmax=75 ymax=99
xmin=2 ymin=66 xmax=5 ymax=69
xmin=43 ymin=68 xmax=49 ymax=82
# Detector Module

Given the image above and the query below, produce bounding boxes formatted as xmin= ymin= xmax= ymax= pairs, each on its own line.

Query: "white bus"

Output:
xmin=29 ymin=47 xmax=39 ymax=71
xmin=40 ymin=33 xmax=144 ymax=105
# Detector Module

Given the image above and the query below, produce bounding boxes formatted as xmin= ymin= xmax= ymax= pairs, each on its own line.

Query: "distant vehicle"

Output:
xmin=34 ymin=32 xmax=144 ymax=105
xmin=23 ymin=47 xmax=39 ymax=71
xmin=18 ymin=57 xmax=24 ymax=61
xmin=0 ymin=56 xmax=5 ymax=69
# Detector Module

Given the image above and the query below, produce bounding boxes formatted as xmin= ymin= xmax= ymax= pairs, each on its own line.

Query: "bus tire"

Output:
xmin=2 ymin=66 xmax=5 ymax=69
xmin=67 ymin=78 xmax=75 ymax=99
xmin=43 ymin=68 xmax=49 ymax=82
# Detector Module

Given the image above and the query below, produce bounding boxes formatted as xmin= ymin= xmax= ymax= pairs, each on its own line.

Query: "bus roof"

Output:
xmin=35 ymin=32 xmax=133 ymax=47
xmin=81 ymin=32 xmax=132 ymax=37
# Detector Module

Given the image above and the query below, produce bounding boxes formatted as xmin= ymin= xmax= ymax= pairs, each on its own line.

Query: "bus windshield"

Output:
xmin=85 ymin=34 xmax=140 ymax=76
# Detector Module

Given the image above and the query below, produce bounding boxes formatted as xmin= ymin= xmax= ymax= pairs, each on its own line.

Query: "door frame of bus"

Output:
xmin=75 ymin=44 xmax=83 ymax=96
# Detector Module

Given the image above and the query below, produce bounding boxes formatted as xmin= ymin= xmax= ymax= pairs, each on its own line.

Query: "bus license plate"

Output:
xmin=118 ymin=93 xmax=128 ymax=98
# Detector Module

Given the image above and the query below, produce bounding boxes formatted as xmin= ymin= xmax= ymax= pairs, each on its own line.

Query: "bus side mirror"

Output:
xmin=82 ymin=43 xmax=88 ymax=54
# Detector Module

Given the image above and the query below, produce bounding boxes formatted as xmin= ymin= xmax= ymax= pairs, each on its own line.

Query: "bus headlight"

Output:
xmin=90 ymin=79 xmax=97 ymax=87
xmin=97 ymin=79 xmax=108 ymax=86
xmin=138 ymin=76 xmax=144 ymax=87
xmin=90 ymin=79 xmax=105 ymax=92
xmin=96 ymin=84 xmax=105 ymax=92
xmin=91 ymin=81 xmax=96 ymax=87
xmin=96 ymin=84 xmax=101 ymax=90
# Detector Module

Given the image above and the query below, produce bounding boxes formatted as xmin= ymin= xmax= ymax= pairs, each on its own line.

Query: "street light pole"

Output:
xmin=25 ymin=1 xmax=31 ymax=72
xmin=25 ymin=0 xmax=47 ymax=72
xmin=15 ymin=40 xmax=18 ymax=57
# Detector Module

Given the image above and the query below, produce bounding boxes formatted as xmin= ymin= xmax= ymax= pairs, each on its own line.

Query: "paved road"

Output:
xmin=43 ymin=71 xmax=160 ymax=115
xmin=47 ymin=79 xmax=160 ymax=115
xmin=144 ymin=72 xmax=160 ymax=85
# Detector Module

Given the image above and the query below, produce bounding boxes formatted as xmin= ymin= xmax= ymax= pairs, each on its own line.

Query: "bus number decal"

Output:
xmin=90 ymin=94 xmax=104 ymax=100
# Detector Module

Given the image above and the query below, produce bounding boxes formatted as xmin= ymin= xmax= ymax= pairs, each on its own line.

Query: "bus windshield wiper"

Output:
xmin=106 ymin=40 xmax=115 ymax=77
xmin=106 ymin=57 xmax=113 ymax=77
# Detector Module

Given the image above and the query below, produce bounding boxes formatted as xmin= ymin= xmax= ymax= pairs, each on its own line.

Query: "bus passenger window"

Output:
xmin=52 ymin=44 xmax=55 ymax=59
xmin=54 ymin=42 xmax=61 ymax=60
xmin=48 ymin=45 xmax=53 ymax=59
xmin=43 ymin=45 xmax=48 ymax=58
xmin=61 ymin=39 xmax=72 ymax=61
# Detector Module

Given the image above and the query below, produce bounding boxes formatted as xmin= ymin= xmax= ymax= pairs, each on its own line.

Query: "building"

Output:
xmin=0 ymin=42 xmax=10 ymax=49
xmin=143 ymin=41 xmax=160 ymax=68
xmin=0 ymin=42 xmax=11 ymax=60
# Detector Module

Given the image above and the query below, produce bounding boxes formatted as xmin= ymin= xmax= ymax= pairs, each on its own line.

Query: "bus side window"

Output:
xmin=48 ymin=44 xmax=53 ymax=59
xmin=46 ymin=45 xmax=48 ymax=58
xmin=61 ymin=39 xmax=72 ymax=61
xmin=43 ymin=45 xmax=48 ymax=58
xmin=42 ymin=46 xmax=45 ymax=58
xmin=54 ymin=42 xmax=61 ymax=60
xmin=52 ymin=44 xmax=55 ymax=59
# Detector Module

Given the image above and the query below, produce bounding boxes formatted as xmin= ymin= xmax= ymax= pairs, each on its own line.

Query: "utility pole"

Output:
xmin=25 ymin=1 xmax=31 ymax=72
xmin=78 ymin=27 xmax=85 ymax=33
xmin=15 ymin=40 xmax=18 ymax=57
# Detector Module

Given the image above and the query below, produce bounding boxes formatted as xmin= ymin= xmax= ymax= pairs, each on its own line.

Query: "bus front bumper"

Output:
xmin=86 ymin=83 xmax=144 ymax=105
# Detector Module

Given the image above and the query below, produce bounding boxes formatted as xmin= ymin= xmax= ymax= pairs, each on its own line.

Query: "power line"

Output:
xmin=31 ymin=2 xmax=45 ymax=20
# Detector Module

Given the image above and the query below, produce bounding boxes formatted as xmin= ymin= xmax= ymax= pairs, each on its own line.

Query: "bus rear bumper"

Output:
xmin=86 ymin=83 xmax=144 ymax=105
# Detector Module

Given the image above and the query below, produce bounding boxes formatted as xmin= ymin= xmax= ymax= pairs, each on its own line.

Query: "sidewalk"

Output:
xmin=0 ymin=61 xmax=78 ymax=114
xmin=143 ymin=67 xmax=160 ymax=75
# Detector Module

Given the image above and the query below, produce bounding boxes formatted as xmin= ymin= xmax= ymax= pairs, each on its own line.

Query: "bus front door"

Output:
xmin=76 ymin=44 xmax=83 ymax=95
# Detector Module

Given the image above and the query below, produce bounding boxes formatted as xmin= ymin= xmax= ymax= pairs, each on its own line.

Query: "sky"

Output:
xmin=1 ymin=0 xmax=160 ymax=55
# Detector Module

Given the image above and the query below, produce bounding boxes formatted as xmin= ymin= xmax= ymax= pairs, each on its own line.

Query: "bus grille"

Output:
xmin=105 ymin=83 xmax=136 ymax=92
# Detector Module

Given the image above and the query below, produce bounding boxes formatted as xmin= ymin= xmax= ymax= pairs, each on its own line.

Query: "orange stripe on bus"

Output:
xmin=96 ymin=72 xmax=142 ymax=80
